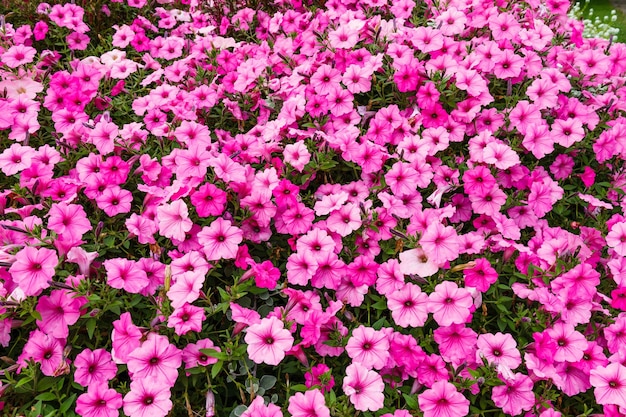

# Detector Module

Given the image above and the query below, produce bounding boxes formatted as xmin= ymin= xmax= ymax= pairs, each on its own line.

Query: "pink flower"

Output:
xmin=387 ymin=283 xmax=429 ymax=328
xmin=590 ymin=363 xmax=626 ymax=409
xmin=398 ymin=247 xmax=439 ymax=278
xmin=434 ymin=324 xmax=478 ymax=367
xmin=241 ymin=396 xmax=283 ymax=417
xmin=419 ymin=222 xmax=460 ymax=265
xmin=167 ymin=270 xmax=204 ymax=309
xmin=9 ymin=246 xmax=58 ymax=297
xmin=157 ymin=200 xmax=193 ymax=242
xmin=463 ymin=258 xmax=498 ymax=292
xmin=1 ymin=45 xmax=37 ymax=67
xmin=75 ymin=383 xmax=122 ymax=417
xmin=428 ymin=281 xmax=473 ymax=326
xmin=476 ymin=332 xmax=522 ymax=370
xmin=127 ymin=333 xmax=182 ymax=387
xmin=342 ymin=363 xmax=385 ymax=412
xmin=345 ymin=325 xmax=390 ymax=370
xmin=607 ymin=222 xmax=626 ymax=257
xmin=418 ymin=380 xmax=469 ymax=417
xmin=17 ymin=330 xmax=65 ymax=376
xmin=35 ymin=289 xmax=82 ymax=338
xmin=491 ymin=373 xmax=535 ymax=415
xmin=288 ymin=389 xmax=330 ymax=417
xmin=123 ymin=379 xmax=172 ymax=417
xmin=104 ymin=258 xmax=148 ymax=294
xmin=47 ymin=203 xmax=92 ymax=242
xmin=111 ymin=312 xmax=142 ymax=364
xmin=197 ymin=218 xmax=243 ymax=261
xmin=73 ymin=349 xmax=118 ymax=387
xmin=244 ymin=316 xmax=294 ymax=366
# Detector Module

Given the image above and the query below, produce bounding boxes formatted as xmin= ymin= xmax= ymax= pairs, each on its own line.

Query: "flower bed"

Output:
xmin=1 ymin=0 xmax=626 ymax=416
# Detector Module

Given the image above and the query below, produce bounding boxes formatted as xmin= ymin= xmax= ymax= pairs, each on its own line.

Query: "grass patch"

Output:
xmin=576 ymin=0 xmax=626 ymax=41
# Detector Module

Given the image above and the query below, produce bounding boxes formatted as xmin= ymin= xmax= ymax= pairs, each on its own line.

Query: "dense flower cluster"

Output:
xmin=2 ymin=0 xmax=626 ymax=416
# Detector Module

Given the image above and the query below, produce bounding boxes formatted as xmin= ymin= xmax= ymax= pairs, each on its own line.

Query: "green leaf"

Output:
xmin=59 ymin=394 xmax=77 ymax=414
xmin=15 ymin=376 xmax=33 ymax=389
xmin=403 ymin=393 xmax=418 ymax=409
xmin=201 ymin=348 xmax=228 ymax=360
xmin=260 ymin=375 xmax=277 ymax=390
xmin=86 ymin=318 xmax=96 ymax=340
xmin=34 ymin=392 xmax=56 ymax=401
xmin=211 ymin=360 xmax=224 ymax=379
xmin=290 ymin=384 xmax=307 ymax=392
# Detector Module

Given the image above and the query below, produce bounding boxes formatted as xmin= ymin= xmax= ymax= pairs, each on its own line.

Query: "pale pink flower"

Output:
xmin=342 ymin=363 xmax=384 ymax=412
xmin=398 ymin=247 xmax=439 ymax=277
xmin=387 ymin=283 xmax=429 ymax=327
xmin=420 ymin=222 xmax=460 ymax=265
xmin=428 ymin=281 xmax=473 ymax=326
xmin=244 ymin=316 xmax=294 ymax=366
xmin=476 ymin=332 xmax=521 ymax=370
xmin=157 ymin=200 xmax=193 ymax=242
xmin=127 ymin=333 xmax=182 ymax=387
xmin=418 ymin=380 xmax=469 ymax=417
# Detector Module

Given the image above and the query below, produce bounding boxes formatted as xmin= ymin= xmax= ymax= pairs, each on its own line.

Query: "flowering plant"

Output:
xmin=2 ymin=0 xmax=626 ymax=416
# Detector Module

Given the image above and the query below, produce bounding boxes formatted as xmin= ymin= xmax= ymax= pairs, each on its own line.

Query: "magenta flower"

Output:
xmin=491 ymin=373 xmax=535 ymax=416
xmin=104 ymin=258 xmax=148 ymax=294
xmin=73 ymin=349 xmax=118 ymax=387
xmin=342 ymin=363 xmax=385 ymax=412
xmin=428 ymin=281 xmax=473 ymax=326
xmin=127 ymin=334 xmax=182 ymax=387
xmin=111 ymin=312 xmax=142 ymax=364
xmin=17 ymin=330 xmax=65 ymax=376
xmin=197 ymin=218 xmax=243 ymax=261
xmin=167 ymin=270 xmax=204 ymax=309
xmin=9 ymin=246 xmax=58 ymax=297
xmin=75 ymin=383 xmax=122 ymax=417
xmin=418 ymin=380 xmax=469 ymax=417
xmin=35 ymin=289 xmax=82 ymax=338
xmin=244 ymin=316 xmax=294 ymax=366
xmin=123 ymin=379 xmax=172 ymax=417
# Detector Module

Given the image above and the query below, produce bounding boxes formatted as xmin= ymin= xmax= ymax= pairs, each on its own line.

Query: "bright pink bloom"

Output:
xmin=546 ymin=323 xmax=587 ymax=362
xmin=111 ymin=312 xmax=142 ymax=364
xmin=17 ymin=329 xmax=65 ymax=376
xmin=342 ymin=363 xmax=385 ymax=412
xmin=157 ymin=200 xmax=193 ymax=242
xmin=434 ymin=324 xmax=478 ymax=366
xmin=73 ymin=349 xmax=118 ymax=387
xmin=418 ymin=380 xmax=469 ymax=417
xmin=47 ymin=203 xmax=92 ymax=241
xmin=491 ymin=373 xmax=535 ymax=416
xmin=476 ymin=332 xmax=521 ymax=370
xmin=345 ymin=325 xmax=390 ymax=370
xmin=36 ymin=289 xmax=82 ymax=338
xmin=241 ymin=396 xmax=283 ymax=417
xmin=167 ymin=270 xmax=204 ymax=309
xmin=127 ymin=333 xmax=182 ymax=387
xmin=464 ymin=258 xmax=498 ymax=292
xmin=288 ymin=389 xmax=330 ymax=417
xmin=428 ymin=281 xmax=473 ymax=326
xmin=104 ymin=258 xmax=148 ymax=294
xmin=197 ymin=218 xmax=243 ymax=261
xmin=167 ymin=303 xmax=205 ymax=336
xmin=387 ymin=283 xmax=429 ymax=327
xmin=123 ymin=379 xmax=172 ymax=417
xmin=182 ymin=338 xmax=220 ymax=369
xmin=75 ymin=383 xmax=122 ymax=417
xmin=9 ymin=246 xmax=58 ymax=296
xmin=245 ymin=316 xmax=294 ymax=365
xmin=420 ymin=222 xmax=460 ymax=265
xmin=590 ymin=363 xmax=626 ymax=409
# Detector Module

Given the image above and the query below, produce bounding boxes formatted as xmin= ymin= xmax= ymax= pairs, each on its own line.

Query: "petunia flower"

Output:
xmin=244 ymin=316 xmax=294 ymax=366
xmin=342 ymin=363 xmax=384 ymax=412
xmin=418 ymin=380 xmax=469 ymax=417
